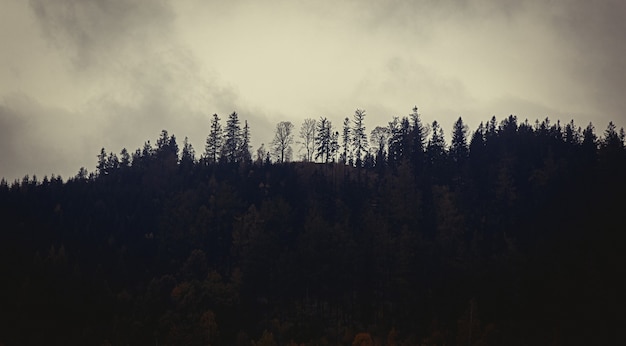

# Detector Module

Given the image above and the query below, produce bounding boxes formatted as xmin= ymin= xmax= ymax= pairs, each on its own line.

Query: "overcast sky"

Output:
xmin=1 ymin=0 xmax=625 ymax=181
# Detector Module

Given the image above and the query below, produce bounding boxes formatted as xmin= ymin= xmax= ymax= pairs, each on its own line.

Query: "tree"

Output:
xmin=240 ymin=120 xmax=252 ymax=163
xmin=272 ymin=121 xmax=294 ymax=163
xmin=256 ymin=144 xmax=267 ymax=164
xmin=315 ymin=117 xmax=332 ymax=163
xmin=205 ymin=113 xmax=223 ymax=164
xmin=330 ymin=130 xmax=340 ymax=162
xmin=180 ymin=136 xmax=196 ymax=167
xmin=222 ymin=112 xmax=242 ymax=163
xmin=426 ymin=120 xmax=446 ymax=172
xmin=341 ymin=117 xmax=351 ymax=164
xmin=120 ymin=148 xmax=131 ymax=167
xmin=299 ymin=118 xmax=316 ymax=162
xmin=370 ymin=126 xmax=390 ymax=167
xmin=352 ymin=109 xmax=368 ymax=166
xmin=450 ymin=116 xmax=469 ymax=164
xmin=97 ymin=148 xmax=108 ymax=176
xmin=409 ymin=106 xmax=427 ymax=170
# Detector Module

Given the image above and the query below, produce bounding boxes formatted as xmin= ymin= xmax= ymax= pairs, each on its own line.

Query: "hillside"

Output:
xmin=1 ymin=116 xmax=625 ymax=345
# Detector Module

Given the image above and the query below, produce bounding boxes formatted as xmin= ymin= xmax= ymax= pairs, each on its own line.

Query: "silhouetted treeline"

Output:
xmin=0 ymin=112 xmax=625 ymax=345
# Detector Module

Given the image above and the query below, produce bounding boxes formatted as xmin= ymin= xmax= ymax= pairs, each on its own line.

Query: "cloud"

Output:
xmin=29 ymin=0 xmax=175 ymax=70
xmin=0 ymin=94 xmax=95 ymax=181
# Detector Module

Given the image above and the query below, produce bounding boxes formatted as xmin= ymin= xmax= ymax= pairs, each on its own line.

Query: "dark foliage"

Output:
xmin=0 ymin=115 xmax=624 ymax=345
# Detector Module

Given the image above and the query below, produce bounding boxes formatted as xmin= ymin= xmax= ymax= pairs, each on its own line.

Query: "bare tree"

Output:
xmin=272 ymin=121 xmax=294 ymax=163
xmin=299 ymin=118 xmax=317 ymax=162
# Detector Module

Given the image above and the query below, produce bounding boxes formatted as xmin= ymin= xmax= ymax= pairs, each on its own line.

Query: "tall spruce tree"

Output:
xmin=240 ymin=120 xmax=252 ymax=164
xmin=352 ymin=109 xmax=368 ymax=166
xmin=205 ymin=113 xmax=223 ymax=164
xmin=222 ymin=112 xmax=242 ymax=163
xmin=342 ymin=117 xmax=351 ymax=164
xmin=450 ymin=117 xmax=469 ymax=164
xmin=315 ymin=117 xmax=332 ymax=163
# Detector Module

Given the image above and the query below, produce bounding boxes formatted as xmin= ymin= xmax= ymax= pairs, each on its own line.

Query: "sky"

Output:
xmin=1 ymin=0 xmax=625 ymax=181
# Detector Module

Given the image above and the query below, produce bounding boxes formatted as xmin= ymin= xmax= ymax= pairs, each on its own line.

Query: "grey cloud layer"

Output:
xmin=0 ymin=0 xmax=624 ymax=181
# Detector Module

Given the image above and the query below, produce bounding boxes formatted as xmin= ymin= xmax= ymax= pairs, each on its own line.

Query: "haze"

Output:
xmin=1 ymin=0 xmax=625 ymax=181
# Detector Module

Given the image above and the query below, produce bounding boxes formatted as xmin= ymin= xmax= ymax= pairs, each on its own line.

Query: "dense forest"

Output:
xmin=1 ymin=108 xmax=625 ymax=345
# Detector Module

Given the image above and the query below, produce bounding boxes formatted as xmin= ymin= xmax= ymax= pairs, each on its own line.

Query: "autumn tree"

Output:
xmin=272 ymin=121 xmax=295 ymax=163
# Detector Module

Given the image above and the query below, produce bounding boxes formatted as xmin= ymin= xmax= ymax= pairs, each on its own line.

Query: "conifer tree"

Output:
xmin=222 ymin=112 xmax=242 ymax=163
xmin=205 ymin=113 xmax=223 ymax=164
xmin=352 ymin=109 xmax=368 ymax=166
xmin=315 ymin=117 xmax=332 ymax=163
xmin=450 ymin=116 xmax=469 ymax=164
xmin=240 ymin=120 xmax=252 ymax=163
xmin=342 ymin=117 xmax=351 ymax=164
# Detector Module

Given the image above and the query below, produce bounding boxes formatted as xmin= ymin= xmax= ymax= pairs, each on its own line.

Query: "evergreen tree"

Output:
xmin=120 ymin=148 xmax=131 ymax=167
xmin=352 ymin=109 xmax=368 ymax=166
xmin=96 ymin=148 xmax=108 ymax=176
xmin=222 ymin=112 xmax=242 ymax=163
xmin=180 ymin=136 xmax=196 ymax=167
xmin=240 ymin=120 xmax=252 ymax=164
xmin=450 ymin=116 xmax=469 ymax=164
xmin=315 ymin=117 xmax=331 ymax=163
xmin=341 ymin=117 xmax=351 ymax=164
xmin=426 ymin=120 xmax=446 ymax=171
xmin=409 ymin=106 xmax=427 ymax=170
xmin=205 ymin=113 xmax=223 ymax=164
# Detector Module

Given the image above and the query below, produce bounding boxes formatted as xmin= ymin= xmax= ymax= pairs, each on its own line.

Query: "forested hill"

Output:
xmin=1 ymin=114 xmax=625 ymax=345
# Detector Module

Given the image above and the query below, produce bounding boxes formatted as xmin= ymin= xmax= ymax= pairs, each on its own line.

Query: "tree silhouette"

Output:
xmin=352 ymin=109 xmax=368 ymax=166
xmin=272 ymin=121 xmax=294 ymax=163
xmin=299 ymin=118 xmax=317 ymax=162
xmin=205 ymin=113 xmax=223 ymax=164
xmin=222 ymin=112 xmax=242 ymax=163
xmin=315 ymin=117 xmax=332 ymax=163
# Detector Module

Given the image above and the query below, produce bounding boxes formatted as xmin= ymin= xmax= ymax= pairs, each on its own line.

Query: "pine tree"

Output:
xmin=205 ymin=113 xmax=223 ymax=164
xmin=180 ymin=136 xmax=196 ymax=167
xmin=96 ymin=148 xmax=108 ymax=176
xmin=352 ymin=109 xmax=368 ymax=166
xmin=341 ymin=117 xmax=351 ymax=164
xmin=120 ymin=148 xmax=131 ymax=167
xmin=450 ymin=116 xmax=469 ymax=164
xmin=409 ymin=106 xmax=427 ymax=170
xmin=222 ymin=112 xmax=242 ymax=163
xmin=240 ymin=120 xmax=252 ymax=164
xmin=315 ymin=117 xmax=331 ymax=163
xmin=427 ymin=120 xmax=446 ymax=170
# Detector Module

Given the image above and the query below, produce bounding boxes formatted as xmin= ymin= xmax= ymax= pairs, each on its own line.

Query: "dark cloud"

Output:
xmin=549 ymin=0 xmax=626 ymax=125
xmin=29 ymin=0 xmax=175 ymax=70
xmin=0 ymin=94 xmax=95 ymax=181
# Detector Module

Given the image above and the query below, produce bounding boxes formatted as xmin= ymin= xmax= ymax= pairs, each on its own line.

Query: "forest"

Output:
xmin=1 ymin=108 xmax=625 ymax=345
